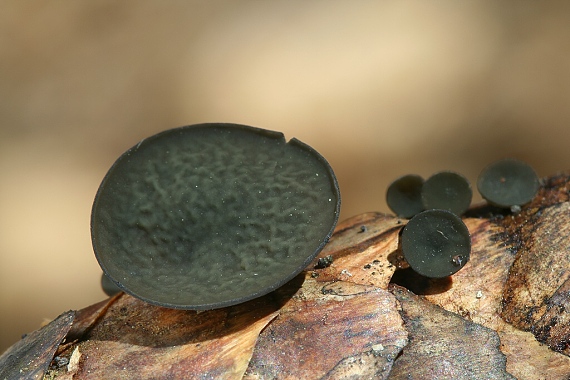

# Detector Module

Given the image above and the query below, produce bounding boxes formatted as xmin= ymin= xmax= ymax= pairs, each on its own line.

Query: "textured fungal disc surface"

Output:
xmin=401 ymin=209 xmax=470 ymax=278
xmin=386 ymin=174 xmax=424 ymax=218
xmin=477 ymin=158 xmax=539 ymax=208
xmin=91 ymin=124 xmax=340 ymax=310
xmin=421 ymin=171 xmax=472 ymax=215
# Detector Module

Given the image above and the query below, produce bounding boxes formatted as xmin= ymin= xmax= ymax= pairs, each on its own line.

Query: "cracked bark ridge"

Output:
xmin=389 ymin=284 xmax=516 ymax=379
xmin=244 ymin=277 xmax=407 ymax=379
xmin=500 ymin=174 xmax=570 ymax=355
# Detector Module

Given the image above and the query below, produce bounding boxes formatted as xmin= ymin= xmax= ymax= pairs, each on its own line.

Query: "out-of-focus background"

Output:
xmin=2 ymin=1 xmax=570 ymax=352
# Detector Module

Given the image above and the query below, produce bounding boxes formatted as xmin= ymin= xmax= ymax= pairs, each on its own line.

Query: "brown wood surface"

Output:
xmin=3 ymin=174 xmax=570 ymax=379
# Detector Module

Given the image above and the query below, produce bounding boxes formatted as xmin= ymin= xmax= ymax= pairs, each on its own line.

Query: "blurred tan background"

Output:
xmin=2 ymin=1 xmax=570 ymax=352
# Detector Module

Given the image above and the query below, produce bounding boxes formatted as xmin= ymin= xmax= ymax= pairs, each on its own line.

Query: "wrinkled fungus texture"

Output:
xmin=92 ymin=124 xmax=340 ymax=309
xmin=401 ymin=209 xmax=470 ymax=278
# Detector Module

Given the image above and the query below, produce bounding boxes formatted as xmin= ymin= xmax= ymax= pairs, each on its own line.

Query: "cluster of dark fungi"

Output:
xmin=387 ymin=158 xmax=540 ymax=278
xmin=92 ymin=123 xmax=540 ymax=309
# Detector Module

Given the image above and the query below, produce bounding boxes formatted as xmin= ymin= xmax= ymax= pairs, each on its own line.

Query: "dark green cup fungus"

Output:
xmin=421 ymin=171 xmax=472 ymax=215
xmin=386 ymin=174 xmax=424 ymax=218
xmin=91 ymin=123 xmax=341 ymax=310
xmin=101 ymin=273 xmax=122 ymax=297
xmin=477 ymin=158 xmax=539 ymax=208
xmin=401 ymin=209 xmax=471 ymax=278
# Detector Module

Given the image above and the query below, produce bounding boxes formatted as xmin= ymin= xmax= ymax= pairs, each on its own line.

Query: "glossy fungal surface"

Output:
xmin=477 ymin=158 xmax=539 ymax=208
xmin=386 ymin=174 xmax=424 ymax=218
xmin=401 ymin=209 xmax=471 ymax=278
xmin=421 ymin=171 xmax=472 ymax=215
xmin=91 ymin=123 xmax=341 ymax=310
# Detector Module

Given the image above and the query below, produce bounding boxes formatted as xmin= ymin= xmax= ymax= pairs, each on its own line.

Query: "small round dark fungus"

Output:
xmin=401 ymin=209 xmax=471 ymax=278
xmin=421 ymin=171 xmax=472 ymax=215
xmin=386 ymin=174 xmax=424 ymax=218
xmin=477 ymin=158 xmax=539 ymax=208
xmin=91 ymin=123 xmax=340 ymax=310
xmin=101 ymin=273 xmax=122 ymax=297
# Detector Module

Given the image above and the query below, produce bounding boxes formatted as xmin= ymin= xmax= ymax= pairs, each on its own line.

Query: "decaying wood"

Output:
xmin=0 ymin=311 xmax=74 ymax=380
xmin=388 ymin=284 xmax=515 ymax=379
xmin=244 ymin=279 xmax=407 ymax=379
xmin=500 ymin=175 xmax=570 ymax=356
xmin=3 ymin=174 xmax=570 ymax=379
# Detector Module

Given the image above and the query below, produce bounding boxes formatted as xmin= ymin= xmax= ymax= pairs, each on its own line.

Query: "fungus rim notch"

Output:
xmin=91 ymin=123 xmax=341 ymax=310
